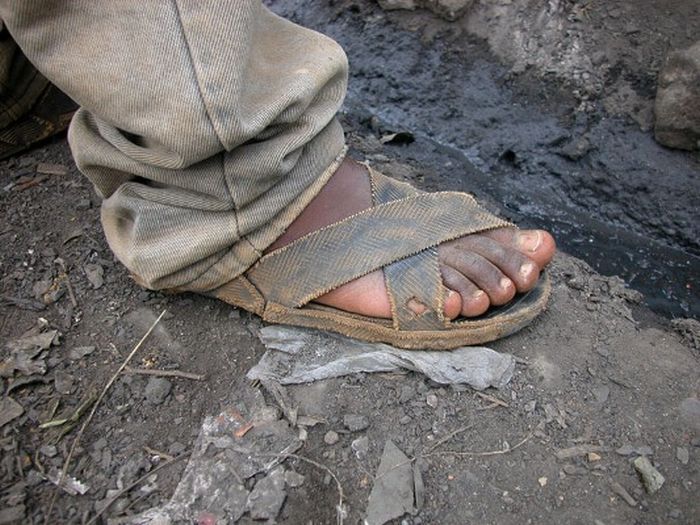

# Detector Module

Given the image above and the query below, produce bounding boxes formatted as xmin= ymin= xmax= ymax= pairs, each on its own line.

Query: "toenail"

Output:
xmin=520 ymin=262 xmax=537 ymax=279
xmin=517 ymin=231 xmax=542 ymax=252
xmin=500 ymin=277 xmax=513 ymax=290
xmin=471 ymin=290 xmax=487 ymax=301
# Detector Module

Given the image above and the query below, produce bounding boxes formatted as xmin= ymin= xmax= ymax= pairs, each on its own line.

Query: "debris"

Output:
xmin=83 ymin=263 xmax=104 ymax=289
xmin=124 ymin=366 xmax=204 ymax=381
xmin=46 ymin=468 xmax=89 ymax=495
xmin=426 ymin=393 xmax=438 ymax=408
xmin=352 ymin=436 xmax=369 ymax=459
xmin=538 ymin=476 xmax=548 ymax=487
xmin=252 ymin=326 xmax=515 ymax=390
xmin=68 ymin=346 xmax=95 ymax=360
xmin=54 ymin=371 xmax=75 ymax=395
xmin=633 ymin=456 xmax=665 ymax=494
xmin=610 ymin=480 xmax=637 ymax=507
xmin=344 ymin=414 xmax=369 ymax=432
xmin=144 ymin=377 xmax=172 ymax=404
xmin=543 ymin=403 xmax=568 ymax=429
xmin=0 ymin=295 xmax=45 ymax=312
xmin=676 ymin=447 xmax=689 ymax=465
xmin=285 ymin=470 xmax=305 ymax=488
xmin=246 ymin=467 xmax=287 ymax=521
xmin=324 ymin=431 xmax=340 ymax=445
xmin=587 ymin=452 xmax=602 ymax=462
xmin=555 ymin=444 xmax=607 ymax=460
xmin=413 ymin=462 xmax=425 ymax=511
xmin=0 ymin=397 xmax=24 ymax=428
xmin=365 ymin=441 xmax=414 ymax=525
xmin=1 ymin=327 xmax=58 ymax=377
xmin=36 ymin=163 xmax=68 ymax=175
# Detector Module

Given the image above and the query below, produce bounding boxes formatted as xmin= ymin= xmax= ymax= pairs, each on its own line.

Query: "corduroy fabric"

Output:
xmin=0 ymin=1 xmax=349 ymax=290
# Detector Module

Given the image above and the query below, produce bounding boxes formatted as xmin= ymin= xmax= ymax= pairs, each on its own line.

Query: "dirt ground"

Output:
xmin=1 ymin=1 xmax=699 ymax=524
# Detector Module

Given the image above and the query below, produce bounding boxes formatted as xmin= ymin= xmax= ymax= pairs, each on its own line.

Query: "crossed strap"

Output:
xmin=246 ymin=168 xmax=511 ymax=330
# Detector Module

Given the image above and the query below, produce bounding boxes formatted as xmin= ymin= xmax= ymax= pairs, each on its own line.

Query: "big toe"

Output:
xmin=484 ymin=228 xmax=556 ymax=268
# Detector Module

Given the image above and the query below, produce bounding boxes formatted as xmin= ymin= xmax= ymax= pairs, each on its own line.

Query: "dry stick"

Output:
xmin=427 ymin=430 xmax=535 ymax=458
xmin=44 ymin=310 xmax=167 ymax=525
xmin=475 ymin=391 xmax=509 ymax=408
xmin=143 ymin=446 xmax=175 ymax=462
xmin=55 ymin=259 xmax=78 ymax=308
xmin=86 ymin=449 xmax=191 ymax=525
xmin=124 ymin=366 xmax=204 ymax=381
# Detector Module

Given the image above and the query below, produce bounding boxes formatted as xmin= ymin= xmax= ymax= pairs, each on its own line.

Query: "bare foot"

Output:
xmin=267 ymin=157 xmax=556 ymax=319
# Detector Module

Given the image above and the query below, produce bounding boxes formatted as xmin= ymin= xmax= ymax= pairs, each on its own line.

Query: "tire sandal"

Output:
xmin=210 ymin=167 xmax=551 ymax=350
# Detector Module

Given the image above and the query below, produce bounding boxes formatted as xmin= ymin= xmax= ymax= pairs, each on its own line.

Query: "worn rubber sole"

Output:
xmin=212 ymin=272 xmax=551 ymax=350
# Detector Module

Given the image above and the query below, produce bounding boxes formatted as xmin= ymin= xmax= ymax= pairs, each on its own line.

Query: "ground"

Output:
xmin=0 ymin=1 xmax=698 ymax=524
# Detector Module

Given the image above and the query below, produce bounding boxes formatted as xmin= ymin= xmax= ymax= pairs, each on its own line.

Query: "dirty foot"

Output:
xmin=267 ymin=157 xmax=556 ymax=319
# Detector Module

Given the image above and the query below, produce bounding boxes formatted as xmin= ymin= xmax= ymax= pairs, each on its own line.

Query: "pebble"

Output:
xmin=633 ymin=456 xmax=665 ymax=494
xmin=426 ymin=394 xmax=438 ymax=408
xmin=144 ymin=377 xmax=172 ymax=405
xmin=84 ymin=263 xmax=104 ymax=289
xmin=351 ymin=436 xmax=369 ymax=459
xmin=68 ymin=346 xmax=96 ymax=360
xmin=676 ymin=447 xmax=689 ymax=465
xmin=343 ymin=414 xmax=369 ymax=432
xmin=39 ymin=444 xmax=58 ymax=458
xmin=284 ymin=470 xmax=305 ymax=488
xmin=324 ymin=430 xmax=339 ymax=445
xmin=54 ymin=371 xmax=75 ymax=395
xmin=591 ymin=384 xmax=610 ymax=404
xmin=399 ymin=415 xmax=412 ymax=425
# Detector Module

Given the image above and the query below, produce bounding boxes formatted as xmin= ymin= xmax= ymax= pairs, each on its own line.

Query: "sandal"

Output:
xmin=209 ymin=167 xmax=551 ymax=350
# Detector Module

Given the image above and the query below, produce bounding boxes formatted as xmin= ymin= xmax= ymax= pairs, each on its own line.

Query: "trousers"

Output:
xmin=0 ymin=1 xmax=349 ymax=291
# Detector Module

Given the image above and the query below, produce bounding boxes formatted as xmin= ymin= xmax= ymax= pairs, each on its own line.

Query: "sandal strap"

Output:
xmin=247 ymin=188 xmax=511 ymax=310
xmin=371 ymin=170 xmax=445 ymax=330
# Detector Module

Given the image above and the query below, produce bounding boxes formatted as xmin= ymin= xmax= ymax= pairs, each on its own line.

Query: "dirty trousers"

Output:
xmin=0 ymin=1 xmax=349 ymax=291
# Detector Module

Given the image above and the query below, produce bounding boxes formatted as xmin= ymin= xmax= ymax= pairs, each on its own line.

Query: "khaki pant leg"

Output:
xmin=0 ymin=1 xmax=348 ymax=290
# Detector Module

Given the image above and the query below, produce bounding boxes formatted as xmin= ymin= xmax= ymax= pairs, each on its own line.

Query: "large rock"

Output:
xmin=377 ymin=0 xmax=474 ymax=21
xmin=654 ymin=41 xmax=700 ymax=150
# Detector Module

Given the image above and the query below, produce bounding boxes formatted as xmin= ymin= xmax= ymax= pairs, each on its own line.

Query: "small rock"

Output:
xmin=352 ymin=436 xmax=370 ymax=459
xmin=426 ymin=393 xmax=438 ymax=408
xmin=538 ymin=476 xmax=547 ymax=487
xmin=587 ymin=452 xmax=602 ymax=462
xmin=343 ymin=414 xmax=369 ymax=432
xmin=54 ymin=371 xmax=75 ymax=395
xmin=40 ymin=445 xmax=58 ymax=458
xmin=324 ymin=430 xmax=339 ymax=445
xmin=524 ymin=400 xmax=537 ymax=413
xmin=680 ymin=397 xmax=700 ymax=431
xmin=68 ymin=346 xmax=96 ymax=360
xmin=610 ymin=480 xmax=637 ymax=507
xmin=84 ymin=264 xmax=104 ymax=290
xmin=633 ymin=456 xmax=665 ymax=494
xmin=247 ymin=467 xmax=287 ymax=521
xmin=559 ymin=136 xmax=591 ymax=160
xmin=654 ymin=41 xmax=700 ymax=150
xmin=144 ymin=377 xmax=172 ymax=404
xmin=676 ymin=447 xmax=689 ymax=465
xmin=76 ymin=199 xmax=91 ymax=210
xmin=0 ymin=397 xmax=24 ymax=428
xmin=399 ymin=415 xmax=411 ymax=425
xmin=284 ymin=470 xmax=305 ymax=488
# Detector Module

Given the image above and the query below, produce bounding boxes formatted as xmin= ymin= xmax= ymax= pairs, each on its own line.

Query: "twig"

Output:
xmin=86 ymin=449 xmax=190 ymax=525
xmin=424 ymin=424 xmax=476 ymax=455
xmin=143 ymin=446 xmax=174 ymax=462
xmin=44 ymin=310 xmax=167 ymax=525
xmin=427 ymin=430 xmax=535 ymax=458
xmin=261 ymin=452 xmax=346 ymax=525
xmin=124 ymin=366 xmax=204 ymax=381
xmin=55 ymin=259 xmax=78 ymax=308
xmin=475 ymin=392 xmax=509 ymax=408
